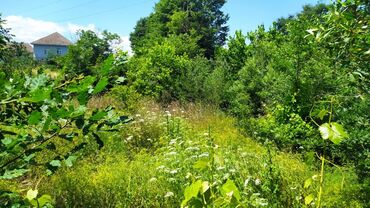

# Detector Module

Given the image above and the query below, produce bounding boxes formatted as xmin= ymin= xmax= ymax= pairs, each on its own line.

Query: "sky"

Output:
xmin=1 ymin=0 xmax=328 ymax=53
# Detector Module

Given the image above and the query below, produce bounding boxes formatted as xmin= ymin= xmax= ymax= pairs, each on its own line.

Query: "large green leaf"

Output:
xmin=319 ymin=122 xmax=348 ymax=144
xmin=181 ymin=180 xmax=202 ymax=207
xmin=28 ymin=111 xmax=42 ymax=125
xmin=26 ymin=189 xmax=38 ymax=201
xmin=93 ymin=77 xmax=109 ymax=94
xmin=221 ymin=179 xmax=241 ymax=201
xmin=67 ymin=76 xmax=96 ymax=93
xmin=305 ymin=194 xmax=314 ymax=205
xmin=90 ymin=110 xmax=108 ymax=121
xmin=21 ymin=87 xmax=52 ymax=103
xmin=0 ymin=169 xmax=29 ymax=179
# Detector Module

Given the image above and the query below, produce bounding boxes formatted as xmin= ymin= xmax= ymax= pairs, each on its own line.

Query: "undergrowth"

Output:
xmin=33 ymin=100 xmax=364 ymax=207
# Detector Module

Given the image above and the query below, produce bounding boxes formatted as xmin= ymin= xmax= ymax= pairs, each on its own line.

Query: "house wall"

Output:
xmin=33 ymin=44 xmax=68 ymax=60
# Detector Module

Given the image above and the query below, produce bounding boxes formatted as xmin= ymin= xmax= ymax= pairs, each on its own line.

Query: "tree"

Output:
xmin=130 ymin=0 xmax=229 ymax=58
xmin=62 ymin=30 xmax=120 ymax=75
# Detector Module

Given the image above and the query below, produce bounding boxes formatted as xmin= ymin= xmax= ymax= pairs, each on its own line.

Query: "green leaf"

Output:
xmin=305 ymin=194 xmax=314 ymax=205
xmin=93 ymin=77 xmax=109 ymax=94
xmin=49 ymin=160 xmax=61 ymax=167
xmin=90 ymin=110 xmax=108 ymax=121
xmin=319 ymin=122 xmax=348 ymax=144
xmin=67 ymin=76 xmax=96 ymax=93
xmin=42 ymin=117 xmax=52 ymax=132
xmin=28 ymin=111 xmax=42 ymax=125
xmin=26 ymin=189 xmax=38 ymax=201
xmin=64 ymin=156 xmax=77 ymax=167
xmin=317 ymin=109 xmax=328 ymax=120
xmin=330 ymin=122 xmax=349 ymax=144
xmin=201 ymin=181 xmax=210 ymax=194
xmin=70 ymin=106 xmax=87 ymax=118
xmin=181 ymin=180 xmax=202 ymax=207
xmin=319 ymin=123 xmax=331 ymax=140
xmin=193 ymin=159 xmax=209 ymax=171
xmin=1 ymin=137 xmax=13 ymax=146
xmin=37 ymin=194 xmax=53 ymax=207
xmin=304 ymin=178 xmax=312 ymax=189
xmin=0 ymin=169 xmax=29 ymax=179
xmin=77 ymin=91 xmax=89 ymax=105
xmin=21 ymin=87 xmax=52 ymax=103
xmin=221 ymin=179 xmax=241 ymax=201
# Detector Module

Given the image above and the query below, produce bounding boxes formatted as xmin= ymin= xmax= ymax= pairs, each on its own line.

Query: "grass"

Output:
xmin=30 ymin=99 xmax=363 ymax=207
xmin=0 ymin=98 xmax=364 ymax=207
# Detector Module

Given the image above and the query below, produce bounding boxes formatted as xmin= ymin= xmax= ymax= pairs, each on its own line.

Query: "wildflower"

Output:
xmin=244 ymin=176 xmax=252 ymax=187
xmin=255 ymin=178 xmax=261 ymax=185
xmin=166 ymin=151 xmax=177 ymax=156
xmin=126 ymin=136 xmax=133 ymax=141
xmin=185 ymin=147 xmax=200 ymax=151
xmin=198 ymin=152 xmax=209 ymax=158
xmin=217 ymin=166 xmax=225 ymax=171
xmin=164 ymin=192 xmax=174 ymax=198
xmin=156 ymin=165 xmax=166 ymax=170
xmin=169 ymin=169 xmax=178 ymax=174
xmin=149 ymin=177 xmax=157 ymax=183
xmin=256 ymin=198 xmax=268 ymax=206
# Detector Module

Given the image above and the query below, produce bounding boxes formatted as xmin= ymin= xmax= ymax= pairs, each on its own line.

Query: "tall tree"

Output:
xmin=130 ymin=0 xmax=229 ymax=58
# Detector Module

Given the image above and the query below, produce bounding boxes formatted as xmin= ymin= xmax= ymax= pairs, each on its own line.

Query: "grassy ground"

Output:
xmin=0 ymin=98 xmax=364 ymax=207
xmin=33 ymin=99 xmax=362 ymax=207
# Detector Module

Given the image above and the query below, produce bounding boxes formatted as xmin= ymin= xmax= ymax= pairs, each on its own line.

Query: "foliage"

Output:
xmin=37 ymin=102 xmax=363 ymax=207
xmin=61 ymin=30 xmax=120 ymax=76
xmin=130 ymin=0 xmax=229 ymax=58
xmin=0 ymin=72 xmax=129 ymax=205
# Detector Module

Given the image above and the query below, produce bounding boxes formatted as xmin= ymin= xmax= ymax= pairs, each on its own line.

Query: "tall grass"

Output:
xmin=36 ymin=100 xmax=363 ymax=207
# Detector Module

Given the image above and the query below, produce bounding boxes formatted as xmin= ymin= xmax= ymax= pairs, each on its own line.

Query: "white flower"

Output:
xmin=255 ymin=178 xmax=261 ymax=185
xmin=185 ymin=147 xmax=200 ymax=151
xmin=244 ymin=176 xmax=251 ymax=187
xmin=198 ymin=152 xmax=209 ymax=158
xmin=149 ymin=177 xmax=157 ymax=182
xmin=164 ymin=192 xmax=174 ymax=198
xmin=217 ymin=166 xmax=225 ymax=171
xmin=169 ymin=169 xmax=178 ymax=174
xmin=156 ymin=165 xmax=166 ymax=170
xmin=166 ymin=151 xmax=177 ymax=156
xmin=126 ymin=136 xmax=133 ymax=141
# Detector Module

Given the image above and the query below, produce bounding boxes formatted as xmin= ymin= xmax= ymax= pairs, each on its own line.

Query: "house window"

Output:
xmin=57 ymin=48 xmax=62 ymax=55
xmin=44 ymin=49 xmax=47 ymax=55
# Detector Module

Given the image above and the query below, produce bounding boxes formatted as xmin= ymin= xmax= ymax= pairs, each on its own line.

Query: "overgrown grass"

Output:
xmin=33 ymin=100 xmax=364 ymax=207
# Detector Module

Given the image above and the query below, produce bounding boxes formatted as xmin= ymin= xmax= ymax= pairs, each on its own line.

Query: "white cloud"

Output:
xmin=67 ymin=23 xmax=97 ymax=34
xmin=4 ymin=15 xmax=132 ymax=54
xmin=5 ymin=15 xmax=65 ymax=43
xmin=110 ymin=36 xmax=132 ymax=56
xmin=3 ymin=16 xmax=98 ymax=42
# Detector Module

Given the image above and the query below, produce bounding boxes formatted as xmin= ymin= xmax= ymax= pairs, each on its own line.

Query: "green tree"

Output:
xmin=62 ymin=30 xmax=120 ymax=75
xmin=130 ymin=0 xmax=229 ymax=58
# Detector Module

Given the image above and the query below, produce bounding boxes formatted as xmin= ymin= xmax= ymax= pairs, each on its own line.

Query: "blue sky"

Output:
xmin=2 ymin=0 xmax=328 ymax=51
